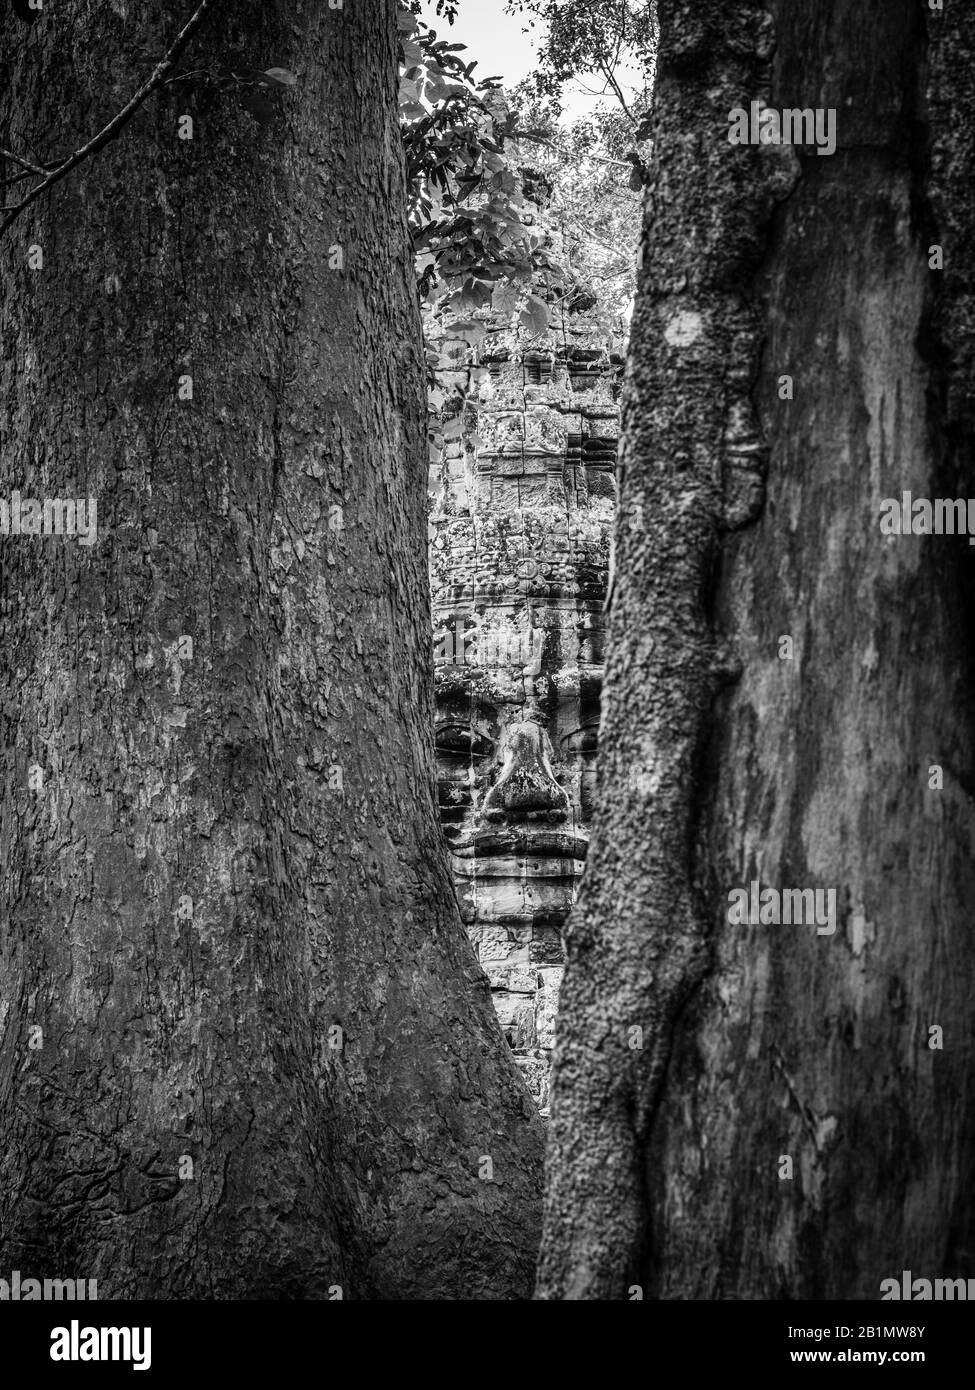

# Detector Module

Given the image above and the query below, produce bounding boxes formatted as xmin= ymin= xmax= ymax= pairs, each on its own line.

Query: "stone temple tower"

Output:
xmin=428 ymin=301 xmax=623 ymax=1111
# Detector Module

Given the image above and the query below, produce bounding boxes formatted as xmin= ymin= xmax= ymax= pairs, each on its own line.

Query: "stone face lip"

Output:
xmin=449 ymin=829 xmax=589 ymax=861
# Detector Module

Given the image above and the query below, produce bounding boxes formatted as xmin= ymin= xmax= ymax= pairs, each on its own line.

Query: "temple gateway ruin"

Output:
xmin=429 ymin=303 xmax=623 ymax=1110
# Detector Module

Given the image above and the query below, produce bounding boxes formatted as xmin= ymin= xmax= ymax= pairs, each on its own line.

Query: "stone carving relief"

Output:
xmin=429 ymin=307 xmax=622 ymax=1111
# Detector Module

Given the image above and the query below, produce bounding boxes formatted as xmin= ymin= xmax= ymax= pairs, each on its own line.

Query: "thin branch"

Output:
xmin=0 ymin=147 xmax=51 ymax=176
xmin=512 ymin=130 xmax=631 ymax=168
xmin=1 ymin=168 xmax=43 ymax=190
xmin=596 ymin=55 xmax=636 ymax=124
xmin=161 ymin=67 xmax=210 ymax=88
xmin=0 ymin=0 xmax=217 ymax=239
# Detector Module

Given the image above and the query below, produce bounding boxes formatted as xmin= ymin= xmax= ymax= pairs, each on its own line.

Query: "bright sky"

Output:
xmin=417 ymin=0 xmax=631 ymax=120
xmin=419 ymin=0 xmax=540 ymax=88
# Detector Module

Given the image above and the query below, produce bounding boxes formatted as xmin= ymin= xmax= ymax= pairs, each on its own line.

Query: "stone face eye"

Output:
xmin=435 ymin=724 xmax=494 ymax=759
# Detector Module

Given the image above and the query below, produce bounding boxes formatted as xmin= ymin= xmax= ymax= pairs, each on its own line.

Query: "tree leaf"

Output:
xmin=263 ymin=68 xmax=297 ymax=87
xmin=519 ymin=293 xmax=549 ymax=337
xmin=449 ymin=319 xmax=486 ymax=346
xmin=491 ymin=281 xmax=521 ymax=321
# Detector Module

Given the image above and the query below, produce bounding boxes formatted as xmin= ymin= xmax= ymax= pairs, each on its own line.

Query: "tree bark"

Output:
xmin=539 ymin=0 xmax=975 ymax=1300
xmin=0 ymin=0 xmax=542 ymax=1300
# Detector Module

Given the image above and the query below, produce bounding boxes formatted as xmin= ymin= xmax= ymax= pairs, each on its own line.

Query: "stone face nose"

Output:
xmin=483 ymin=717 xmax=569 ymax=823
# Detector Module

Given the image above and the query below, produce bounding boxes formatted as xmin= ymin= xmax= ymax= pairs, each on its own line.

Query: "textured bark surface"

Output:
xmin=0 ymin=0 xmax=542 ymax=1299
xmin=539 ymin=0 xmax=975 ymax=1300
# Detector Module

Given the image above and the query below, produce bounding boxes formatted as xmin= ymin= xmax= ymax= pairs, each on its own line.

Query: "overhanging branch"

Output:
xmin=0 ymin=0 xmax=217 ymax=238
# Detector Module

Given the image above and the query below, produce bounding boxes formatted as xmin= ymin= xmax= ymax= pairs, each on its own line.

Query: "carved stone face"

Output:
xmin=428 ymin=315 xmax=620 ymax=1108
xmin=431 ymin=508 xmax=610 ymax=1097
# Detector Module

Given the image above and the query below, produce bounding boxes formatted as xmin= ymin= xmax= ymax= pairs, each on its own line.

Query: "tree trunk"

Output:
xmin=0 ymin=0 xmax=542 ymax=1300
xmin=539 ymin=0 xmax=975 ymax=1300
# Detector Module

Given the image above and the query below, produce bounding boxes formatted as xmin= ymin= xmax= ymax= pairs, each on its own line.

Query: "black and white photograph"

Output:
xmin=0 ymin=0 xmax=971 ymax=1364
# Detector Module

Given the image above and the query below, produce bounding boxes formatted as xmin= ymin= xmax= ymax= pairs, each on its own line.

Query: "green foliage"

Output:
xmin=398 ymin=1 xmax=653 ymax=322
xmin=402 ymin=0 xmax=649 ymax=468
xmin=399 ymin=6 xmax=566 ymax=319
xmin=505 ymin=85 xmax=645 ymax=326
xmin=261 ymin=68 xmax=297 ymax=88
xmin=160 ymin=62 xmax=300 ymax=127
xmin=509 ymin=0 xmax=657 ymax=114
xmin=408 ymin=0 xmax=460 ymax=22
